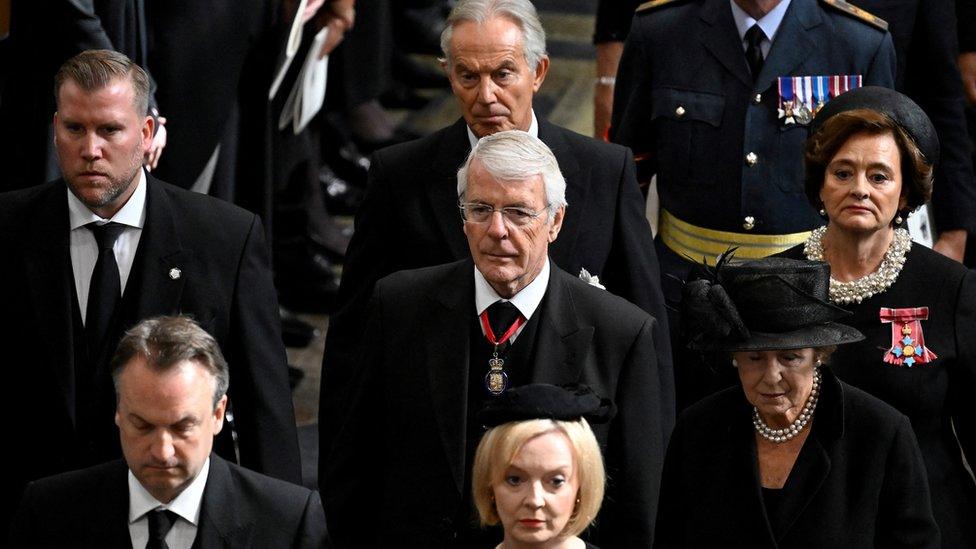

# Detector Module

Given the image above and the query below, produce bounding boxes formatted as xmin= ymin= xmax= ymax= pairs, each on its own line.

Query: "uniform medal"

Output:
xmin=778 ymin=74 xmax=863 ymax=126
xmin=479 ymin=309 xmax=525 ymax=395
xmin=880 ymin=307 xmax=938 ymax=367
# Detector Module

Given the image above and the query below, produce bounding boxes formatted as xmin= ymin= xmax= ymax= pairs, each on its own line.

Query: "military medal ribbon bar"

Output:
xmin=778 ymin=74 xmax=863 ymax=125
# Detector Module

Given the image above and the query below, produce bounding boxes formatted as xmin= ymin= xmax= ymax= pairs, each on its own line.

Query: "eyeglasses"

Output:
xmin=458 ymin=202 xmax=549 ymax=226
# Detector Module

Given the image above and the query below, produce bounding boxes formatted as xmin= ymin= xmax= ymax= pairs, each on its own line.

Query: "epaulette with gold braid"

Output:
xmin=820 ymin=0 xmax=888 ymax=31
xmin=636 ymin=0 xmax=691 ymax=14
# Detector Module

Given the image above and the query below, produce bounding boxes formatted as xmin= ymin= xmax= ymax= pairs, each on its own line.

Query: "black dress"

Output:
xmin=655 ymin=367 xmax=940 ymax=548
xmin=782 ymin=243 xmax=976 ymax=548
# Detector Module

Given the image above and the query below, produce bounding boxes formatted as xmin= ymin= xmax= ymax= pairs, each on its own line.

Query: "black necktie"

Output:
xmin=487 ymin=301 xmax=522 ymax=349
xmin=85 ymin=222 xmax=126 ymax=356
xmin=147 ymin=509 xmax=179 ymax=549
xmin=745 ymin=24 xmax=766 ymax=81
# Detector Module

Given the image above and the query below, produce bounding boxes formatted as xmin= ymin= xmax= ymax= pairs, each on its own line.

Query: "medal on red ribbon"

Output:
xmin=479 ymin=310 xmax=526 ymax=395
xmin=879 ymin=307 xmax=937 ymax=367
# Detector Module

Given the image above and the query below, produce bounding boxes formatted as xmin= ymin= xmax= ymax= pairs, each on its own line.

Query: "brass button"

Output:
xmin=745 ymin=152 xmax=758 ymax=166
xmin=675 ymin=105 xmax=686 ymax=117
xmin=743 ymin=216 xmax=756 ymax=230
xmin=754 ymin=93 xmax=762 ymax=103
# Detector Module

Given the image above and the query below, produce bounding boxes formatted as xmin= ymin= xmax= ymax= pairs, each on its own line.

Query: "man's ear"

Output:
xmin=548 ymin=205 xmax=565 ymax=242
xmin=212 ymin=395 xmax=228 ymax=435
xmin=532 ymin=56 xmax=550 ymax=92
xmin=141 ymin=115 xmax=154 ymax=152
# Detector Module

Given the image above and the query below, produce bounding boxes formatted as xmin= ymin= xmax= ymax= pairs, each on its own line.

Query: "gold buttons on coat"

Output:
xmin=745 ymin=152 xmax=758 ymax=166
xmin=675 ymin=105 xmax=686 ymax=117
xmin=743 ymin=216 xmax=756 ymax=230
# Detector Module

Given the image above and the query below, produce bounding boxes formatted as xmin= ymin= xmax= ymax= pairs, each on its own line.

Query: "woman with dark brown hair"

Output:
xmin=780 ymin=86 xmax=976 ymax=548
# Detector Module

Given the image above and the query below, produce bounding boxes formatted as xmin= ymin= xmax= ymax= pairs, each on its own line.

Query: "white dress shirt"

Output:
xmin=729 ymin=0 xmax=792 ymax=58
xmin=128 ymin=457 xmax=210 ymax=549
xmin=474 ymin=258 xmax=550 ymax=343
xmin=466 ymin=109 xmax=540 ymax=149
xmin=68 ymin=169 xmax=147 ymax=324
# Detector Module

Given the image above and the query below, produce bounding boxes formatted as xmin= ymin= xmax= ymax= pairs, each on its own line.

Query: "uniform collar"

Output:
xmin=729 ymin=0 xmax=792 ymax=45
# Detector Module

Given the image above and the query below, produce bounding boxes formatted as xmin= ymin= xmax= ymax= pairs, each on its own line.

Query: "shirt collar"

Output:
xmin=729 ymin=0 xmax=792 ymax=45
xmin=466 ymin=110 xmax=539 ymax=149
xmin=68 ymin=168 xmax=148 ymax=231
xmin=128 ymin=457 xmax=210 ymax=526
xmin=474 ymin=257 xmax=550 ymax=321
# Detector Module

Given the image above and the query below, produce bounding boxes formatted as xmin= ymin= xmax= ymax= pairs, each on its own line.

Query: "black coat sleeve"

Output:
xmin=609 ymin=19 xmax=657 ymax=182
xmin=318 ymin=149 xmax=396 ymax=464
xmin=296 ymin=491 xmax=332 ymax=549
xmin=226 ymin=215 xmax=302 ymax=484
xmin=876 ymin=415 xmax=942 ymax=548
xmin=594 ymin=317 xmax=666 ymax=548
xmin=948 ymin=269 xmax=976 ymax=470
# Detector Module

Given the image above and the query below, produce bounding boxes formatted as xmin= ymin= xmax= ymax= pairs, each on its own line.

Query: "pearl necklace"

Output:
xmin=803 ymin=226 xmax=911 ymax=305
xmin=752 ymin=368 xmax=821 ymax=443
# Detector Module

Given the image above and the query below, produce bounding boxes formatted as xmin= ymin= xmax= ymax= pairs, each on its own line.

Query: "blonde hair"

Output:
xmin=471 ymin=418 xmax=605 ymax=537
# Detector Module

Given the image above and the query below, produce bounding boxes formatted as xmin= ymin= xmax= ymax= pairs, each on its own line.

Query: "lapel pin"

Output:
xmin=169 ymin=268 xmax=182 ymax=280
xmin=579 ymin=268 xmax=606 ymax=290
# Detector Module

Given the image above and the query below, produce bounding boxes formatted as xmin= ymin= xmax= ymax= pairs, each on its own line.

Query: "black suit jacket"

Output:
xmin=10 ymin=455 xmax=328 ymax=548
xmin=320 ymin=117 xmax=673 ymax=459
xmin=323 ymin=260 xmax=670 ymax=548
xmin=0 ymin=174 xmax=301 ymax=524
xmin=655 ymin=368 xmax=940 ymax=548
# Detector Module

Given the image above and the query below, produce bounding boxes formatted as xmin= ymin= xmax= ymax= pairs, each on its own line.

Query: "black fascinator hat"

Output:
xmin=810 ymin=85 xmax=939 ymax=164
xmin=682 ymin=254 xmax=864 ymax=352
xmin=478 ymin=383 xmax=616 ymax=428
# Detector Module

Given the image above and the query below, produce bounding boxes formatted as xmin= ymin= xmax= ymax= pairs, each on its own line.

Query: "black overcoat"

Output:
xmin=319 ymin=117 xmax=673 ymax=458
xmin=655 ymin=368 xmax=940 ymax=548
xmin=0 ymin=174 xmax=301 ymax=526
xmin=323 ymin=260 xmax=670 ymax=549
xmin=10 ymin=455 xmax=327 ymax=548
xmin=782 ymin=243 xmax=976 ymax=548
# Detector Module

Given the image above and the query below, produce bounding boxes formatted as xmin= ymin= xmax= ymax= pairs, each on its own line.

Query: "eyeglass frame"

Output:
xmin=458 ymin=201 xmax=554 ymax=227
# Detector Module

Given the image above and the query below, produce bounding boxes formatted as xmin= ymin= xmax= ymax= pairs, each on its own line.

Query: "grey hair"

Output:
xmin=440 ymin=0 xmax=548 ymax=70
xmin=457 ymin=130 xmax=567 ymax=218
xmin=111 ymin=316 xmax=230 ymax=409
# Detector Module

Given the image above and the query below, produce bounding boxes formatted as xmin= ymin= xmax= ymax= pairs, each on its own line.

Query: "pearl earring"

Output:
xmin=819 ymin=208 xmax=826 ymax=216
xmin=894 ymin=214 xmax=904 ymax=225
xmin=732 ymin=358 xmax=739 ymax=368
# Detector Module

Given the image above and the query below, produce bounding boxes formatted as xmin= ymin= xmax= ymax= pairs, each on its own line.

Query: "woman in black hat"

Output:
xmin=779 ymin=86 xmax=976 ymax=548
xmin=655 ymin=256 xmax=939 ymax=548
xmin=471 ymin=383 xmax=613 ymax=549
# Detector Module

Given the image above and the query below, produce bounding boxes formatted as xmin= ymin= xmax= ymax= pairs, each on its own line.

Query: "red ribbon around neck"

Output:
xmin=479 ymin=310 xmax=525 ymax=348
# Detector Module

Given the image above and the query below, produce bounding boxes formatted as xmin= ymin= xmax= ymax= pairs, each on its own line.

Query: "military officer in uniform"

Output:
xmin=610 ymin=0 xmax=896 ymax=406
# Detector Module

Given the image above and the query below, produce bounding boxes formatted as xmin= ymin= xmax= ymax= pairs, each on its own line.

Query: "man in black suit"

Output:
xmin=10 ymin=317 xmax=327 ymax=548
xmin=0 ymin=50 xmax=300 ymax=526
xmin=319 ymin=0 xmax=672 ymax=462
xmin=323 ymin=131 xmax=670 ymax=548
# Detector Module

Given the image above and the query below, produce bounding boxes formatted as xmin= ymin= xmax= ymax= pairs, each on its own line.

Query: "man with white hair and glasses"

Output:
xmin=323 ymin=131 xmax=667 ymax=548
xmin=319 ymin=0 xmax=673 ymax=490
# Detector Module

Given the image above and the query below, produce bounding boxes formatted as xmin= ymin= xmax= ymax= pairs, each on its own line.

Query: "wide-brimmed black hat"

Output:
xmin=683 ymin=255 xmax=864 ymax=352
xmin=810 ymin=86 xmax=939 ymax=165
xmin=477 ymin=383 xmax=615 ymax=427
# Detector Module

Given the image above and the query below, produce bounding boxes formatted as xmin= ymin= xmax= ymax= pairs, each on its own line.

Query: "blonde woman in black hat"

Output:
xmin=472 ymin=384 xmax=612 ymax=549
xmin=655 ymin=257 xmax=939 ymax=548
xmin=778 ymin=86 xmax=976 ymax=548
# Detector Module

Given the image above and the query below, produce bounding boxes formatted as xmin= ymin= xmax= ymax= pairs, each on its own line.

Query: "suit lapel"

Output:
xmin=195 ymin=456 xmax=252 ymax=547
xmin=756 ymin=0 xmax=820 ymax=92
xmin=425 ymin=261 xmax=474 ymax=493
xmin=530 ymin=267 xmax=591 ymax=385
xmin=425 ymin=119 xmax=472 ymax=260
xmin=121 ymin=175 xmax=192 ymax=328
xmin=699 ymin=0 xmax=753 ymax=88
xmin=24 ymin=182 xmax=77 ymax=426
xmin=538 ymin=120 xmax=587 ymax=269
